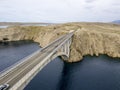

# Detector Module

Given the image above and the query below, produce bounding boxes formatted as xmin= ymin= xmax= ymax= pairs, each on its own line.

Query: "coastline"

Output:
xmin=0 ymin=22 xmax=120 ymax=62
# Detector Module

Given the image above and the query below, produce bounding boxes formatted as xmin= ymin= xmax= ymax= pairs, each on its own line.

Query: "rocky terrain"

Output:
xmin=0 ymin=22 xmax=120 ymax=62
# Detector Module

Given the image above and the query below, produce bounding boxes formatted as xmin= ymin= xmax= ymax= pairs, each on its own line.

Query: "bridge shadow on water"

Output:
xmin=57 ymin=61 xmax=70 ymax=90
xmin=57 ymin=55 xmax=120 ymax=90
xmin=56 ymin=59 xmax=84 ymax=90
xmin=25 ymin=55 xmax=120 ymax=90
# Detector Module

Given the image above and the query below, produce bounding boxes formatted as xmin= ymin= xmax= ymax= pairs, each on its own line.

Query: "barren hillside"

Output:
xmin=0 ymin=22 xmax=120 ymax=62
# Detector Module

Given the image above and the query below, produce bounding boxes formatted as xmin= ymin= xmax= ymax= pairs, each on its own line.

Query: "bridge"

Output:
xmin=0 ymin=31 xmax=74 ymax=90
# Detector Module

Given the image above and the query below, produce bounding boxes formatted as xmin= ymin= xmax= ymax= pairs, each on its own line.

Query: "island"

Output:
xmin=0 ymin=22 xmax=120 ymax=62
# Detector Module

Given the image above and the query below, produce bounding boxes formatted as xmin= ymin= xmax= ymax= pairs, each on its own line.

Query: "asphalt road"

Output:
xmin=0 ymin=31 xmax=74 ymax=89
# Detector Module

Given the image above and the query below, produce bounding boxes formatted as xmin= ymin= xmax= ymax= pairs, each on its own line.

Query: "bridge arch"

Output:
xmin=50 ymin=52 xmax=69 ymax=61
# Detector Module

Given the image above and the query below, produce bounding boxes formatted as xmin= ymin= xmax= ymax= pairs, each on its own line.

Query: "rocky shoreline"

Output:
xmin=0 ymin=22 xmax=120 ymax=62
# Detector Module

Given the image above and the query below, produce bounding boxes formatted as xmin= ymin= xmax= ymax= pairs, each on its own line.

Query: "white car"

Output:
xmin=0 ymin=84 xmax=9 ymax=90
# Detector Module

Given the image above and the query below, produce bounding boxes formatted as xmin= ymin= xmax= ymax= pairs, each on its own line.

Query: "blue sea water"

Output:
xmin=0 ymin=41 xmax=120 ymax=90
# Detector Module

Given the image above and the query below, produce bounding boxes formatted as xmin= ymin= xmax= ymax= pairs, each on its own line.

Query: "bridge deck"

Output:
xmin=0 ymin=31 xmax=74 ymax=89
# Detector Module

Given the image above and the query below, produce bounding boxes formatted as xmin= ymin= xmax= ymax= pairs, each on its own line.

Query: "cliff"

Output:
xmin=0 ymin=22 xmax=120 ymax=62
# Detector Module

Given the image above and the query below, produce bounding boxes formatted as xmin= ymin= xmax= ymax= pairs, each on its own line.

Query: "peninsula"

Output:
xmin=0 ymin=22 xmax=120 ymax=62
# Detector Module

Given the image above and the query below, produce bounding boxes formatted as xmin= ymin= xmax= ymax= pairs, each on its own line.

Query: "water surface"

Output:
xmin=0 ymin=41 xmax=40 ymax=72
xmin=0 ymin=41 xmax=120 ymax=90
xmin=25 ymin=55 xmax=120 ymax=90
xmin=0 ymin=26 xmax=8 ymax=28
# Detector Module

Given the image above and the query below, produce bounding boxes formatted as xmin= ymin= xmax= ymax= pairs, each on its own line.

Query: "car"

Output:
xmin=0 ymin=84 xmax=9 ymax=90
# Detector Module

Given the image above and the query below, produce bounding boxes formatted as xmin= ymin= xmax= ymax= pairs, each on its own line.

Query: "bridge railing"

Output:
xmin=0 ymin=31 xmax=74 ymax=78
xmin=0 ymin=48 xmax=41 ymax=78
xmin=40 ymin=33 xmax=69 ymax=51
xmin=46 ymin=31 xmax=73 ymax=58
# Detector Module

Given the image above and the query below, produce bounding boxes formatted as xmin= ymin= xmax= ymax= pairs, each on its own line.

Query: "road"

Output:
xmin=0 ymin=31 xmax=74 ymax=89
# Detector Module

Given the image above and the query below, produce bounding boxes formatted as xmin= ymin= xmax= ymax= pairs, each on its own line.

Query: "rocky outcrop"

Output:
xmin=0 ymin=22 xmax=120 ymax=62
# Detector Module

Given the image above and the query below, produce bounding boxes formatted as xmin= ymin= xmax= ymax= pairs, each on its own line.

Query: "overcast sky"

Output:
xmin=0 ymin=0 xmax=120 ymax=23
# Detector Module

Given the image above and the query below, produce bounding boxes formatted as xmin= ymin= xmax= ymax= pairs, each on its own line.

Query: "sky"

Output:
xmin=0 ymin=0 xmax=120 ymax=23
